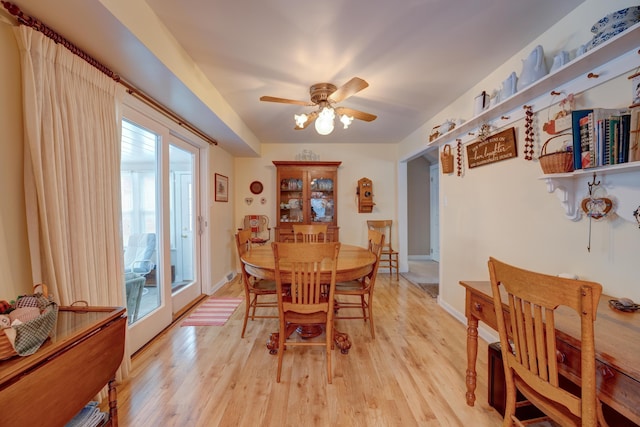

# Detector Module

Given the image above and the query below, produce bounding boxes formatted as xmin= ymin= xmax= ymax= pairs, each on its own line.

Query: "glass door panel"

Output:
xmin=121 ymin=113 xmax=172 ymax=354
xmin=121 ymin=119 xmax=161 ymax=323
xmin=169 ymin=142 xmax=200 ymax=313
xmin=278 ymin=170 xmax=305 ymax=224
xmin=309 ymin=174 xmax=335 ymax=224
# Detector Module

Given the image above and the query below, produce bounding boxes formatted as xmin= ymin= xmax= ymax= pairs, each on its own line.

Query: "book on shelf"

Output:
xmin=571 ymin=108 xmax=632 ymax=169
xmin=620 ymin=113 xmax=631 ymax=164
xmin=630 ymin=107 xmax=640 ymax=162
xmin=609 ymin=115 xmax=620 ymax=165
xmin=579 ymin=114 xmax=592 ymax=168
xmin=571 ymin=109 xmax=592 ymax=170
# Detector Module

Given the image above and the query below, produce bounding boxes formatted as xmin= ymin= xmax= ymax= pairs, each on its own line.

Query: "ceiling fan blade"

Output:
xmin=260 ymin=96 xmax=314 ymax=107
xmin=328 ymin=77 xmax=369 ymax=103
xmin=335 ymin=107 xmax=377 ymax=122
xmin=294 ymin=111 xmax=318 ymax=130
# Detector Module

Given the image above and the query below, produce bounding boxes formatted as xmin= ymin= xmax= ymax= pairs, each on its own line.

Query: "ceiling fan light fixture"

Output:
xmin=340 ymin=114 xmax=354 ymax=129
xmin=314 ymin=106 xmax=335 ymax=135
xmin=294 ymin=113 xmax=308 ymax=128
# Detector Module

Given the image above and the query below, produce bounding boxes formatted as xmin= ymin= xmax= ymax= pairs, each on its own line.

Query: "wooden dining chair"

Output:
xmin=334 ymin=229 xmax=384 ymax=338
xmin=235 ymin=230 xmax=278 ymax=338
xmin=487 ymin=257 xmax=605 ymax=427
xmin=292 ymin=224 xmax=328 ymax=242
xmin=272 ymin=241 xmax=341 ymax=384
xmin=366 ymin=220 xmax=398 ymax=280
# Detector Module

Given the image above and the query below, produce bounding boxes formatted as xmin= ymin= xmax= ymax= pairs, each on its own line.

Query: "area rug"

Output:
xmin=181 ymin=297 xmax=243 ymax=327
xmin=416 ymin=283 xmax=439 ymax=298
xmin=401 ymin=272 xmax=439 ymax=298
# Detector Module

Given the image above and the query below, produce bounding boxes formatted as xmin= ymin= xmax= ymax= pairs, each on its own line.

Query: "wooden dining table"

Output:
xmin=241 ymin=243 xmax=376 ymax=354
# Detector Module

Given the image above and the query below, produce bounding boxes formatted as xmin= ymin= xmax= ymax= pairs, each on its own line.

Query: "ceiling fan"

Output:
xmin=259 ymin=77 xmax=377 ymax=135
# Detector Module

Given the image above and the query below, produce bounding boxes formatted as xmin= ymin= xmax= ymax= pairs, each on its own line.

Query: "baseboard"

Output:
xmin=407 ymin=255 xmax=431 ymax=261
xmin=438 ymin=298 xmax=498 ymax=344
xmin=207 ymin=272 xmax=236 ymax=295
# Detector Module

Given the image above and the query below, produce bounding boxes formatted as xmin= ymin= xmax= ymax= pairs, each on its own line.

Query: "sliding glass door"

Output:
xmin=121 ymin=105 xmax=203 ymax=353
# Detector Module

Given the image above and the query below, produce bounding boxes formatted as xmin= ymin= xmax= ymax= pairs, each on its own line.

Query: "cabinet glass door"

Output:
xmin=278 ymin=170 xmax=305 ymax=223
xmin=309 ymin=173 xmax=335 ymax=224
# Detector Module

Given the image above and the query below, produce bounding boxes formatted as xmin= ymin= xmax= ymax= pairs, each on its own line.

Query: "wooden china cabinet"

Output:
xmin=273 ymin=161 xmax=341 ymax=242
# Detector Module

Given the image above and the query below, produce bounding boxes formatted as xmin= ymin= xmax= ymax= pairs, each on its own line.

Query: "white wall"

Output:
xmin=397 ymin=0 xmax=640 ymax=324
xmin=234 ymin=143 xmax=398 ymax=249
xmin=208 ymin=145 xmax=237 ymax=292
xmin=407 ymin=156 xmax=430 ymax=257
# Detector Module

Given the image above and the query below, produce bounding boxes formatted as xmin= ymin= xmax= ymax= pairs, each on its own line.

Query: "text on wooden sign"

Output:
xmin=466 ymin=127 xmax=517 ymax=169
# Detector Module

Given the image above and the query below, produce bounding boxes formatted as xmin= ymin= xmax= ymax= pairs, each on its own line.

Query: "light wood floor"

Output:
xmin=112 ymin=272 xmax=504 ymax=426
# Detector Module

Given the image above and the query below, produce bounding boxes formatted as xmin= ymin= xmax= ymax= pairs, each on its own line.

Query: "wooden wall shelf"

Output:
xmin=427 ymin=23 xmax=640 ymax=148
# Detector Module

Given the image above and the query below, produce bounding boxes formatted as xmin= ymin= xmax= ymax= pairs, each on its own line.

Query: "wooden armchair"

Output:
xmin=487 ymin=257 xmax=605 ymax=426
xmin=272 ymin=241 xmax=341 ymax=383
xmin=241 ymin=215 xmax=271 ymax=245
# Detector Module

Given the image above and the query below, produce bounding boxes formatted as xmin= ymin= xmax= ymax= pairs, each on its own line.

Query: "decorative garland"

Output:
xmin=523 ymin=105 xmax=534 ymax=160
xmin=456 ymin=138 xmax=463 ymax=177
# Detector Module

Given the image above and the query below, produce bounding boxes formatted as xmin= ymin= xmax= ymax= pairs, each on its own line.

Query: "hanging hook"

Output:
xmin=587 ymin=173 xmax=600 ymax=196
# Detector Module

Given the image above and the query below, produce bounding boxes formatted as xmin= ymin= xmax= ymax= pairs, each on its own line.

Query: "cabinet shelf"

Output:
xmin=427 ymin=23 xmax=640 ymax=147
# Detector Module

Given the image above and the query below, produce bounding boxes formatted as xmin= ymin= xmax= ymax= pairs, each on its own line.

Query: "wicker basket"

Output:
xmin=0 ymin=292 xmax=58 ymax=360
xmin=539 ymin=133 xmax=574 ymax=174
xmin=440 ymin=144 xmax=454 ymax=174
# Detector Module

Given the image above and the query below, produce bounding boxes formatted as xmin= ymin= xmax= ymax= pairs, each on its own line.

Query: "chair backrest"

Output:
xmin=235 ymin=229 xmax=255 ymax=289
xmin=366 ymin=220 xmax=394 ymax=252
xmin=243 ymin=215 xmax=271 ymax=244
xmin=364 ymin=229 xmax=385 ymax=283
xmin=272 ymin=242 xmax=340 ymax=316
xmin=292 ymin=224 xmax=328 ymax=243
xmin=123 ymin=233 xmax=156 ymax=274
xmin=487 ymin=257 xmax=602 ymax=426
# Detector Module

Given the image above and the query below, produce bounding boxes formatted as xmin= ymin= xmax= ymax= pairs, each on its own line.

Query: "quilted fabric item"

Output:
xmin=9 ymin=307 xmax=40 ymax=324
xmin=16 ymin=295 xmax=40 ymax=308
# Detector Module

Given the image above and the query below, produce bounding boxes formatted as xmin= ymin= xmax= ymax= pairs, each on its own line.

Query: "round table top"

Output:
xmin=241 ymin=243 xmax=376 ymax=282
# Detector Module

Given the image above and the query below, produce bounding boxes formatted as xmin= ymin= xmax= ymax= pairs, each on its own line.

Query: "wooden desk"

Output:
xmin=0 ymin=306 xmax=126 ymax=427
xmin=242 ymin=244 xmax=376 ymax=354
xmin=460 ymin=280 xmax=640 ymax=424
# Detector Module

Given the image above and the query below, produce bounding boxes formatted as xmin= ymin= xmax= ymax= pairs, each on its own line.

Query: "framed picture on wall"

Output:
xmin=215 ymin=173 xmax=228 ymax=202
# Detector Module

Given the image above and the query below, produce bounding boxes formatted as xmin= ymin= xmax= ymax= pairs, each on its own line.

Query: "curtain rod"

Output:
xmin=2 ymin=1 xmax=218 ymax=146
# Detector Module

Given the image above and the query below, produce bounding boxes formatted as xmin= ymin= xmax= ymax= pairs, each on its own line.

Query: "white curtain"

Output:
xmin=13 ymin=26 xmax=130 ymax=378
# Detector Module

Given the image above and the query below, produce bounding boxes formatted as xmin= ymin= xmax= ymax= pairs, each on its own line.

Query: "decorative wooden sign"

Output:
xmin=466 ymin=127 xmax=517 ymax=169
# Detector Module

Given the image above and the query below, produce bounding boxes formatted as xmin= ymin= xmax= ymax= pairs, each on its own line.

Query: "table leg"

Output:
xmin=466 ymin=317 xmax=479 ymax=406
xmin=333 ymin=328 xmax=351 ymax=354
xmin=108 ymin=378 xmax=118 ymax=427
xmin=296 ymin=324 xmax=323 ymax=338
xmin=266 ymin=324 xmax=351 ymax=354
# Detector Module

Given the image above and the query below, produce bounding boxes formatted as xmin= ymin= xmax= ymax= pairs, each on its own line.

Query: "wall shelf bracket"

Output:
xmin=543 ymin=177 xmax=581 ymax=221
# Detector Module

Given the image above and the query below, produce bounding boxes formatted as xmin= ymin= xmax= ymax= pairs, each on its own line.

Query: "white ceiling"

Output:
xmin=9 ymin=0 xmax=585 ymax=156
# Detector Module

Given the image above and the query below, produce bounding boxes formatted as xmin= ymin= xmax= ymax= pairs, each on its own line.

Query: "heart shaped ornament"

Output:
xmin=581 ymin=197 xmax=613 ymax=220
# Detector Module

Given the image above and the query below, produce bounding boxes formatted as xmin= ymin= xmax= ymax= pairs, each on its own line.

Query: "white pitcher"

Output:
xmin=501 ymin=72 xmax=517 ymax=100
xmin=517 ymin=45 xmax=548 ymax=91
